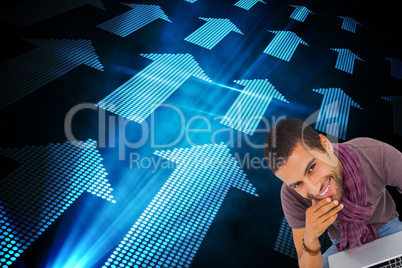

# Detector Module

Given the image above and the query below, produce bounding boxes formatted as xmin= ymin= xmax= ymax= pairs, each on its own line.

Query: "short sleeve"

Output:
xmin=280 ymin=183 xmax=311 ymax=229
xmin=383 ymin=143 xmax=402 ymax=193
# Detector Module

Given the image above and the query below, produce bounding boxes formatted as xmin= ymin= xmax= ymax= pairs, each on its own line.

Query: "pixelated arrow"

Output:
xmin=97 ymin=53 xmax=211 ymax=123
xmin=102 ymin=143 xmax=258 ymax=268
xmin=184 ymin=17 xmax=244 ymax=50
xmin=289 ymin=5 xmax=315 ymax=22
xmin=264 ymin=30 xmax=308 ymax=62
xmin=0 ymin=39 xmax=103 ymax=109
xmin=221 ymin=79 xmax=289 ymax=135
xmin=0 ymin=0 xmax=105 ymax=28
xmin=97 ymin=3 xmax=171 ymax=37
xmin=382 ymin=96 xmax=402 ymax=136
xmin=330 ymin=48 xmax=364 ymax=74
xmin=337 ymin=16 xmax=362 ymax=33
xmin=234 ymin=0 xmax=266 ymax=10
xmin=0 ymin=139 xmax=115 ymax=268
xmin=313 ymin=88 xmax=362 ymax=140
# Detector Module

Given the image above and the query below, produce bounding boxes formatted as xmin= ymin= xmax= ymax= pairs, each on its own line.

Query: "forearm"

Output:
xmin=298 ymin=237 xmax=323 ymax=268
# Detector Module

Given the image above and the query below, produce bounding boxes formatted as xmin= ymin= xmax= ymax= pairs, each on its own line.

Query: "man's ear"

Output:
xmin=319 ymin=134 xmax=334 ymax=154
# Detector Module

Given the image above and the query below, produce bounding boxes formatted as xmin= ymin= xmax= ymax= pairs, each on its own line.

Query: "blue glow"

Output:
xmin=0 ymin=38 xmax=103 ymax=110
xmin=234 ymin=0 xmax=266 ymax=10
xmin=97 ymin=53 xmax=212 ymax=123
xmin=289 ymin=5 xmax=314 ymax=22
xmin=313 ymin=88 xmax=362 ymax=140
xmin=0 ymin=139 xmax=115 ymax=268
xmin=184 ymin=17 xmax=244 ymax=50
xmin=0 ymin=0 xmax=105 ymax=28
xmin=337 ymin=16 xmax=362 ymax=33
xmin=264 ymin=31 xmax=308 ymax=62
xmin=385 ymin=57 xmax=402 ymax=80
xmin=330 ymin=48 xmax=364 ymax=74
xmin=220 ymin=79 xmax=289 ymax=135
xmin=97 ymin=4 xmax=171 ymax=37
xmin=102 ymin=143 xmax=257 ymax=268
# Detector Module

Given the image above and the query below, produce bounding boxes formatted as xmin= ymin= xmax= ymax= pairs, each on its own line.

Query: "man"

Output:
xmin=264 ymin=118 xmax=402 ymax=268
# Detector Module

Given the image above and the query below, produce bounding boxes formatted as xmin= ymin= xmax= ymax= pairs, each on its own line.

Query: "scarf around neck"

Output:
xmin=334 ymin=143 xmax=380 ymax=251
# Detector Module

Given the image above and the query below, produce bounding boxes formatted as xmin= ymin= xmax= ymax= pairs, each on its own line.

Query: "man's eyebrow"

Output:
xmin=288 ymin=158 xmax=316 ymax=188
xmin=304 ymin=158 xmax=316 ymax=176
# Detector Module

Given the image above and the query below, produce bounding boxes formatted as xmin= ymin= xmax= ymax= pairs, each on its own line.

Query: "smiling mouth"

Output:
xmin=317 ymin=177 xmax=332 ymax=198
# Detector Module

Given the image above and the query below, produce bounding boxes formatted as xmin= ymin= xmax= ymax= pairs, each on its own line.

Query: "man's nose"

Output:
xmin=304 ymin=176 xmax=322 ymax=196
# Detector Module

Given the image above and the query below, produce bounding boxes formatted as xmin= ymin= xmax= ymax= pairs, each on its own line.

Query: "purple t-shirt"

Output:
xmin=281 ymin=138 xmax=402 ymax=240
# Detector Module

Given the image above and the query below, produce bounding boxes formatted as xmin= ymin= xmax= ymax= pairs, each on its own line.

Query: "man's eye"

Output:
xmin=308 ymin=164 xmax=316 ymax=172
xmin=293 ymin=182 xmax=301 ymax=189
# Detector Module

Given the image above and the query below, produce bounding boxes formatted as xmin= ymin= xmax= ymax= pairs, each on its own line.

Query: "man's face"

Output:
xmin=275 ymin=137 xmax=344 ymax=201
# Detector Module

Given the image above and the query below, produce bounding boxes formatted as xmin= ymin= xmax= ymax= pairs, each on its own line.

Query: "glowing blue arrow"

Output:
xmin=385 ymin=58 xmax=402 ymax=80
xmin=97 ymin=4 xmax=171 ymax=37
xmin=97 ymin=53 xmax=211 ymax=123
xmin=0 ymin=39 xmax=103 ymax=110
xmin=234 ymin=0 xmax=266 ymax=10
xmin=289 ymin=5 xmax=315 ymax=22
xmin=220 ymin=79 xmax=289 ymax=135
xmin=102 ymin=143 xmax=258 ymax=268
xmin=0 ymin=139 xmax=115 ymax=268
xmin=0 ymin=0 xmax=105 ymax=28
xmin=184 ymin=17 xmax=244 ymax=50
xmin=330 ymin=48 xmax=364 ymax=74
xmin=313 ymin=88 xmax=362 ymax=140
xmin=382 ymin=96 xmax=402 ymax=136
xmin=263 ymin=30 xmax=308 ymax=62
xmin=337 ymin=16 xmax=362 ymax=33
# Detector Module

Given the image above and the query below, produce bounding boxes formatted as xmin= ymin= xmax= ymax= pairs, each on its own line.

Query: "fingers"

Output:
xmin=308 ymin=198 xmax=344 ymax=223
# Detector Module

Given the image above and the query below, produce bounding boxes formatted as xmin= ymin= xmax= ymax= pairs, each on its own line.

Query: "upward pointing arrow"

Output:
xmin=0 ymin=139 xmax=115 ymax=268
xmin=184 ymin=17 xmax=244 ymax=50
xmin=102 ymin=143 xmax=258 ymax=268
xmin=0 ymin=39 xmax=103 ymax=109
xmin=234 ymin=0 xmax=266 ymax=10
xmin=264 ymin=30 xmax=308 ymax=62
xmin=221 ymin=79 xmax=289 ymax=135
xmin=0 ymin=0 xmax=105 ymax=28
xmin=330 ymin=48 xmax=364 ymax=74
xmin=337 ymin=16 xmax=362 ymax=33
xmin=313 ymin=88 xmax=362 ymax=140
xmin=289 ymin=5 xmax=315 ymax=22
xmin=97 ymin=53 xmax=211 ymax=123
xmin=97 ymin=4 xmax=171 ymax=37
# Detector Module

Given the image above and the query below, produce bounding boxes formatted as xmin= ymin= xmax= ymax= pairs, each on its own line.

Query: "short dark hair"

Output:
xmin=264 ymin=118 xmax=325 ymax=173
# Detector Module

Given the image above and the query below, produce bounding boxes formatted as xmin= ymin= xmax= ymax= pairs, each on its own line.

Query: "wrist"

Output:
xmin=302 ymin=237 xmax=321 ymax=256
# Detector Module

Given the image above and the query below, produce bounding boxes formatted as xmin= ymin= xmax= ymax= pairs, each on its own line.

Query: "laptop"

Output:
xmin=329 ymin=231 xmax=402 ymax=268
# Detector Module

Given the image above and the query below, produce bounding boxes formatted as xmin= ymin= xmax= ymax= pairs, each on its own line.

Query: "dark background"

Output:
xmin=0 ymin=0 xmax=401 ymax=267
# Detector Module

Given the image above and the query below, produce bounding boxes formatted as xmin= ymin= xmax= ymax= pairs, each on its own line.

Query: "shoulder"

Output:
xmin=343 ymin=137 xmax=387 ymax=149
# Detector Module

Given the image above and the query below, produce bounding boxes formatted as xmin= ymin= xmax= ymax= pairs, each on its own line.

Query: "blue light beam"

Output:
xmin=0 ymin=139 xmax=115 ymax=268
xmin=220 ymin=79 xmax=289 ymax=135
xmin=97 ymin=53 xmax=212 ymax=123
xmin=184 ymin=17 xmax=244 ymax=50
xmin=313 ymin=88 xmax=362 ymax=140
xmin=97 ymin=4 xmax=171 ymax=37
xmin=0 ymin=39 xmax=103 ymax=109
xmin=264 ymin=31 xmax=308 ymax=62
xmin=102 ymin=143 xmax=258 ymax=268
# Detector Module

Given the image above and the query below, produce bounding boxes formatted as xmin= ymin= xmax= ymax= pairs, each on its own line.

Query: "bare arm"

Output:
xmin=292 ymin=198 xmax=343 ymax=268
